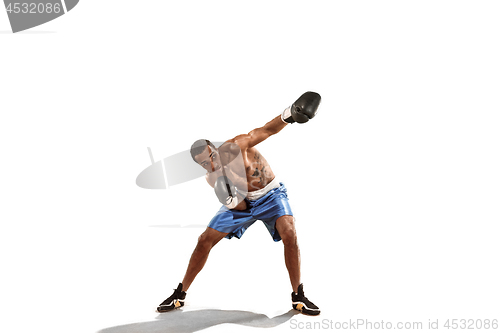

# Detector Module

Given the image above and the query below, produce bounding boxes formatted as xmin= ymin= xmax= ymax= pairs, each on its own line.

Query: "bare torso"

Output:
xmin=241 ymin=147 xmax=275 ymax=191
xmin=206 ymin=142 xmax=275 ymax=210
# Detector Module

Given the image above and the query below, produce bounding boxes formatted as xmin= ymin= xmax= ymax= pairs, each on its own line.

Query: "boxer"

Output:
xmin=157 ymin=92 xmax=322 ymax=315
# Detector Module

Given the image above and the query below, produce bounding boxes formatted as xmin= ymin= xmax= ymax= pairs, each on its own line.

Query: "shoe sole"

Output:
xmin=156 ymin=299 xmax=184 ymax=313
xmin=293 ymin=302 xmax=321 ymax=316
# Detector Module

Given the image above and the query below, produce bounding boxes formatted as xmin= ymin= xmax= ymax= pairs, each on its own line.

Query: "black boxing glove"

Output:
xmin=281 ymin=91 xmax=321 ymax=124
xmin=214 ymin=175 xmax=240 ymax=208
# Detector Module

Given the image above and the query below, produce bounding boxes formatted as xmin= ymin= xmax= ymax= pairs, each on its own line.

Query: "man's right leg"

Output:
xmin=157 ymin=227 xmax=227 ymax=312
xmin=181 ymin=227 xmax=228 ymax=291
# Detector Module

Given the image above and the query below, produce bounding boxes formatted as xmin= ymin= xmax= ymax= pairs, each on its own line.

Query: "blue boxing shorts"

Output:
xmin=208 ymin=182 xmax=293 ymax=242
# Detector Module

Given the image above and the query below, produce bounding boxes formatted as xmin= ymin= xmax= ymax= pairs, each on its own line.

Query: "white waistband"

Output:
xmin=246 ymin=177 xmax=280 ymax=201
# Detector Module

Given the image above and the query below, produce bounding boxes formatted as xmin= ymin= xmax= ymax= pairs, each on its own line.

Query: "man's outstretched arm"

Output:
xmin=230 ymin=91 xmax=322 ymax=150
xmin=230 ymin=114 xmax=287 ymax=150
xmin=247 ymin=114 xmax=288 ymax=147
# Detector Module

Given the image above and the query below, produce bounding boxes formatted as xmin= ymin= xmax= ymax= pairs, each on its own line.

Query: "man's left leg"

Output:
xmin=275 ymin=215 xmax=301 ymax=292
xmin=276 ymin=215 xmax=320 ymax=316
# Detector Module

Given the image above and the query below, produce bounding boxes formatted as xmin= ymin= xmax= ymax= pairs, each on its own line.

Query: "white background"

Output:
xmin=1 ymin=1 xmax=499 ymax=332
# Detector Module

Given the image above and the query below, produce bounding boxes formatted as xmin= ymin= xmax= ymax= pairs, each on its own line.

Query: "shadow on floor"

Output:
xmin=98 ymin=308 xmax=297 ymax=333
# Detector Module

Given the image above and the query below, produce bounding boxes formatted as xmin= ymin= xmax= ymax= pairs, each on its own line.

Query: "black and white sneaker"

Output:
xmin=157 ymin=283 xmax=186 ymax=312
xmin=292 ymin=284 xmax=320 ymax=316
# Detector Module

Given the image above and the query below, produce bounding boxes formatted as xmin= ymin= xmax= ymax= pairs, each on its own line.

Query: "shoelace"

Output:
xmin=161 ymin=289 xmax=181 ymax=304
xmin=295 ymin=291 xmax=312 ymax=303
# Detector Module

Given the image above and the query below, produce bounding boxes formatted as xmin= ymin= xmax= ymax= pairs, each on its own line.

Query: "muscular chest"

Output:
xmin=243 ymin=148 xmax=274 ymax=190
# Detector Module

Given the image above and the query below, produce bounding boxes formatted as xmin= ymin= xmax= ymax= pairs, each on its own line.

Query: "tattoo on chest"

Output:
xmin=247 ymin=152 xmax=270 ymax=189
xmin=251 ymin=168 xmax=260 ymax=177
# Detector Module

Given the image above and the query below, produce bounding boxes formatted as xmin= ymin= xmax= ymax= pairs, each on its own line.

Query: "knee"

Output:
xmin=197 ymin=233 xmax=213 ymax=251
xmin=281 ymin=228 xmax=297 ymax=247
xmin=278 ymin=219 xmax=298 ymax=247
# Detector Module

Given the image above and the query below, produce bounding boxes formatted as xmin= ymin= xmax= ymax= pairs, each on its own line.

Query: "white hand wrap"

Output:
xmin=281 ymin=106 xmax=293 ymax=123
